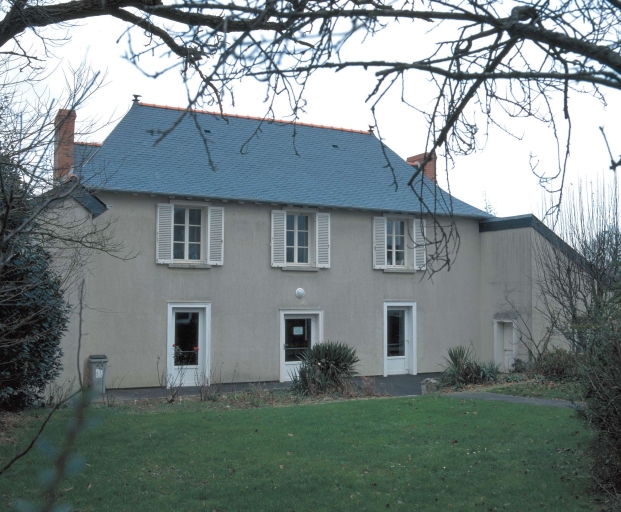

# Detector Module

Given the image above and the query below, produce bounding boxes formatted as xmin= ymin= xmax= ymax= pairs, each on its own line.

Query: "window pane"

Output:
xmin=286 ymin=214 xmax=295 ymax=230
xmin=395 ymin=220 xmax=405 ymax=236
xmin=286 ymin=231 xmax=295 ymax=247
xmin=188 ymin=244 xmax=201 ymax=260
xmin=298 ymin=247 xmax=308 ymax=263
xmin=174 ymin=207 xmax=185 ymax=225
xmin=395 ymin=235 xmax=404 ymax=251
xmin=188 ymin=209 xmax=201 ymax=226
xmin=387 ymin=235 xmax=393 ymax=250
xmin=298 ymin=215 xmax=308 ymax=231
xmin=174 ymin=225 xmax=185 ymax=243
xmin=395 ymin=251 xmax=405 ymax=266
xmin=173 ymin=243 xmax=185 ymax=260
xmin=286 ymin=247 xmax=294 ymax=263
xmin=387 ymin=309 xmax=405 ymax=357
xmin=174 ymin=312 xmax=199 ymax=366
xmin=189 ymin=226 xmax=201 ymax=243
xmin=387 ymin=250 xmax=393 ymax=266
xmin=285 ymin=318 xmax=311 ymax=362
xmin=298 ymin=231 xmax=308 ymax=248
xmin=387 ymin=220 xmax=393 ymax=234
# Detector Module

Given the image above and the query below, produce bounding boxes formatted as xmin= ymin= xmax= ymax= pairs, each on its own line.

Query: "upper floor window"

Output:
xmin=156 ymin=203 xmax=224 ymax=266
xmin=271 ymin=210 xmax=330 ymax=269
xmin=174 ymin=207 xmax=202 ymax=260
xmin=373 ymin=216 xmax=426 ymax=271
xmin=386 ymin=219 xmax=406 ymax=266
xmin=286 ymin=214 xmax=309 ymax=264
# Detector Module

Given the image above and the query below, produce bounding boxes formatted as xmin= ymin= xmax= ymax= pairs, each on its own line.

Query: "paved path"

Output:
xmin=96 ymin=375 xmax=580 ymax=409
xmin=442 ymin=391 xmax=580 ymax=409
xmin=97 ymin=373 xmax=444 ymax=403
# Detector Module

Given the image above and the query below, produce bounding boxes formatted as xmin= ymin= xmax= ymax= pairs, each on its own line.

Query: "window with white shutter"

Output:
xmin=373 ymin=216 xmax=426 ymax=272
xmin=271 ymin=209 xmax=330 ymax=269
xmin=156 ymin=203 xmax=224 ymax=267
xmin=414 ymin=218 xmax=427 ymax=270
xmin=156 ymin=204 xmax=173 ymax=264
xmin=316 ymin=212 xmax=330 ymax=268
xmin=207 ymin=206 xmax=224 ymax=265
xmin=373 ymin=217 xmax=387 ymax=269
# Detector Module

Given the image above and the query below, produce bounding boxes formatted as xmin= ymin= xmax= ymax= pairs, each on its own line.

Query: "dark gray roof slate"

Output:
xmin=77 ymin=103 xmax=490 ymax=218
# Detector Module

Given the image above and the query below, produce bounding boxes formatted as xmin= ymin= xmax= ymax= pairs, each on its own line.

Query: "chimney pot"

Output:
xmin=407 ymin=152 xmax=436 ymax=183
xmin=54 ymin=109 xmax=77 ymax=182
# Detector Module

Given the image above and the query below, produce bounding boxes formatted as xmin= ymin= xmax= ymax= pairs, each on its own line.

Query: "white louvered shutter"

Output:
xmin=316 ymin=212 xmax=330 ymax=268
xmin=156 ymin=204 xmax=173 ymax=264
xmin=373 ymin=217 xmax=387 ymax=269
xmin=207 ymin=206 xmax=224 ymax=265
xmin=414 ymin=218 xmax=427 ymax=271
xmin=271 ymin=210 xmax=286 ymax=267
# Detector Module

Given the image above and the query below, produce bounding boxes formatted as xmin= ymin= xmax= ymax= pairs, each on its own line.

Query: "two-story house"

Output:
xmin=55 ymin=101 xmax=556 ymax=389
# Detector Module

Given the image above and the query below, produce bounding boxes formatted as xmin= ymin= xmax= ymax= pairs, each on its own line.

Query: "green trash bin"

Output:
xmin=89 ymin=355 xmax=108 ymax=395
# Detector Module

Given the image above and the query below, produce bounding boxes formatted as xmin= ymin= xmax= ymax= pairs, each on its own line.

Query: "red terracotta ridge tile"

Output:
xmin=137 ymin=102 xmax=371 ymax=135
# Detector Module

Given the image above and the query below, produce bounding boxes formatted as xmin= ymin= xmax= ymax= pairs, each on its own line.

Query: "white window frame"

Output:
xmin=386 ymin=217 xmax=407 ymax=268
xmin=156 ymin=201 xmax=224 ymax=266
xmin=373 ymin=216 xmax=426 ymax=271
xmin=271 ymin=209 xmax=330 ymax=269
xmin=286 ymin=212 xmax=311 ymax=265
xmin=173 ymin=206 xmax=203 ymax=262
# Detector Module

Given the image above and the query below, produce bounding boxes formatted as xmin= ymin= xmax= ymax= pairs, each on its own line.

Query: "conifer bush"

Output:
xmin=0 ymin=244 xmax=69 ymax=410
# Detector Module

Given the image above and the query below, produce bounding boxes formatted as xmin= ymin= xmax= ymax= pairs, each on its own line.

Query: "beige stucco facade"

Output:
xmin=58 ymin=193 xmax=546 ymax=388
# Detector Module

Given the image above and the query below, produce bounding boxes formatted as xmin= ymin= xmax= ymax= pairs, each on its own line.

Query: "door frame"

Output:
xmin=493 ymin=318 xmax=517 ymax=371
xmin=279 ymin=309 xmax=323 ymax=382
xmin=167 ymin=302 xmax=211 ymax=387
xmin=383 ymin=301 xmax=417 ymax=377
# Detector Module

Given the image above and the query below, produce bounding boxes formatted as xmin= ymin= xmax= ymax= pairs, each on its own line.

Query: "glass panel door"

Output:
xmin=174 ymin=312 xmax=199 ymax=366
xmin=168 ymin=307 xmax=205 ymax=386
xmin=386 ymin=306 xmax=408 ymax=375
xmin=387 ymin=309 xmax=405 ymax=357
xmin=285 ymin=318 xmax=311 ymax=362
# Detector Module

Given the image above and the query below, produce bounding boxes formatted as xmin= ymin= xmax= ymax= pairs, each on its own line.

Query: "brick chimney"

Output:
xmin=407 ymin=152 xmax=436 ymax=183
xmin=54 ymin=109 xmax=76 ymax=182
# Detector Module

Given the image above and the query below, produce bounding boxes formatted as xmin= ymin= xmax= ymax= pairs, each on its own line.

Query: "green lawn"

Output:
xmin=0 ymin=396 xmax=596 ymax=511
xmin=487 ymin=379 xmax=582 ymax=401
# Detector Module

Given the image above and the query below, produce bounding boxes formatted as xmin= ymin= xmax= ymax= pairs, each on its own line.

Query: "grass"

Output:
xmin=486 ymin=378 xmax=582 ymax=401
xmin=0 ymin=396 xmax=596 ymax=511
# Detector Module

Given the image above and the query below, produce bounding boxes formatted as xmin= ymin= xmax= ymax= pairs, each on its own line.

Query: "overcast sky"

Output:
xmin=36 ymin=14 xmax=621 ymax=219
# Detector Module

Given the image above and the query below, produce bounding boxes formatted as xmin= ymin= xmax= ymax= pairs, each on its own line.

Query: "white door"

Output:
xmin=384 ymin=304 xmax=416 ymax=376
xmin=494 ymin=320 xmax=515 ymax=372
xmin=386 ymin=307 xmax=409 ymax=374
xmin=167 ymin=306 xmax=208 ymax=387
xmin=503 ymin=322 xmax=515 ymax=371
xmin=280 ymin=313 xmax=319 ymax=382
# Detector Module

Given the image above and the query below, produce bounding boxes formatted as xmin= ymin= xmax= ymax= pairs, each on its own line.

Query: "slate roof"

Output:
xmin=77 ymin=102 xmax=490 ymax=218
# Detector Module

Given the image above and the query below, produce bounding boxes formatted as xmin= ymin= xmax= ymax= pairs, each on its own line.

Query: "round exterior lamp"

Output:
xmin=295 ymin=288 xmax=306 ymax=299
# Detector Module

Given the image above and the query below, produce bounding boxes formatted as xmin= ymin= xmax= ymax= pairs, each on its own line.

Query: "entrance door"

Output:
xmin=280 ymin=311 xmax=322 ymax=382
xmin=167 ymin=304 xmax=210 ymax=387
xmin=494 ymin=320 xmax=516 ymax=371
xmin=384 ymin=303 xmax=416 ymax=376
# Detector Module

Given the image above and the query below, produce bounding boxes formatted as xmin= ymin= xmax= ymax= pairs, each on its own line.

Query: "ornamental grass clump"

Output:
xmin=440 ymin=345 xmax=500 ymax=387
xmin=290 ymin=341 xmax=360 ymax=396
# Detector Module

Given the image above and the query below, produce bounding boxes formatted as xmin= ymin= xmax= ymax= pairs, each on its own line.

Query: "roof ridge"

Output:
xmin=75 ymin=141 xmax=102 ymax=147
xmin=137 ymin=102 xmax=371 ymax=135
